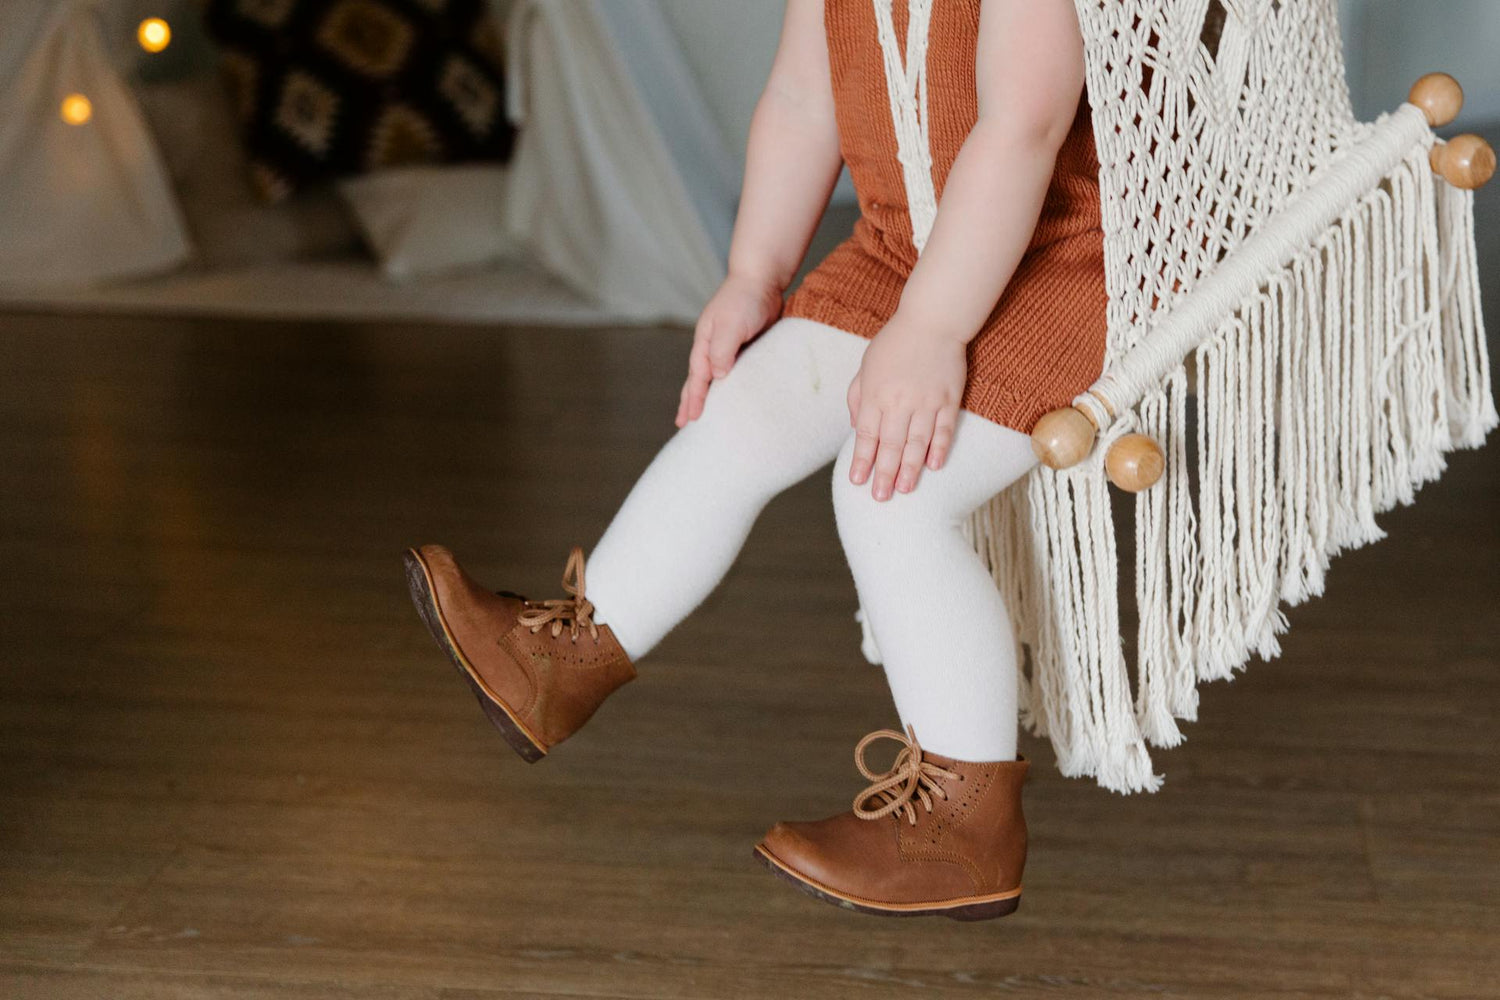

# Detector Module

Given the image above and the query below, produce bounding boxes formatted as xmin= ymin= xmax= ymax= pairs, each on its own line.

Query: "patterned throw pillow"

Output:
xmin=203 ymin=0 xmax=517 ymax=202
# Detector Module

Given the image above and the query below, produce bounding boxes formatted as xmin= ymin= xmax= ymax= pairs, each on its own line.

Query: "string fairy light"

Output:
xmin=137 ymin=17 xmax=171 ymax=53
xmin=60 ymin=93 xmax=93 ymax=125
xmin=57 ymin=17 xmax=174 ymax=128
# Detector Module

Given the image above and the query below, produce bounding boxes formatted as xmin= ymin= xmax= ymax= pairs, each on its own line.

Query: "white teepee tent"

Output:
xmin=855 ymin=0 xmax=1496 ymax=795
xmin=0 ymin=1 xmax=190 ymax=287
xmin=499 ymin=0 xmax=738 ymax=323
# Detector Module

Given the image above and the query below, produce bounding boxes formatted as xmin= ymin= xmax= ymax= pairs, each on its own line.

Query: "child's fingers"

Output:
xmin=687 ymin=379 xmax=709 ymax=422
xmin=846 ymin=373 xmax=862 ymax=427
xmin=870 ymin=406 xmax=912 ymax=502
xmin=897 ymin=408 xmax=936 ymax=492
xmin=676 ymin=380 xmax=697 ymax=425
xmin=676 ymin=359 xmax=699 ymax=423
xmin=682 ymin=337 xmax=715 ymax=421
xmin=848 ymin=400 xmax=882 ymax=485
xmin=927 ymin=406 xmax=958 ymax=469
xmin=675 ymin=378 xmax=693 ymax=426
xmin=706 ymin=327 xmax=742 ymax=380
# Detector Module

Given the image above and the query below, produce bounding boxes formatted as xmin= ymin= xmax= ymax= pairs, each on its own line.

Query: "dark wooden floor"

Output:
xmin=0 ymin=303 xmax=1496 ymax=999
xmin=3 ymin=154 xmax=1500 ymax=996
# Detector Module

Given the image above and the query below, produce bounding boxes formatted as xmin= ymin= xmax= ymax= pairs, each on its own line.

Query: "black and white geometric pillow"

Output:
xmin=203 ymin=0 xmax=518 ymax=202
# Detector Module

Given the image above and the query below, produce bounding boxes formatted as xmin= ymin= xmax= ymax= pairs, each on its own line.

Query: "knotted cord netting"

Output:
xmin=858 ymin=0 xmax=1495 ymax=792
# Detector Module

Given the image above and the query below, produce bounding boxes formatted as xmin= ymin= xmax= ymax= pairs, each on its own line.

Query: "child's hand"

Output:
xmin=846 ymin=316 xmax=967 ymax=500
xmin=676 ymin=272 xmax=784 ymax=427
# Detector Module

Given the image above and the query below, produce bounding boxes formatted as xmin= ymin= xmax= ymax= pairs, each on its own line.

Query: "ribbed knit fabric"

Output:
xmin=782 ymin=0 xmax=1109 ymax=435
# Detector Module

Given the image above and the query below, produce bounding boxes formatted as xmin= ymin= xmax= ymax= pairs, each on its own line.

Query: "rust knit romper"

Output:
xmin=780 ymin=0 xmax=1109 ymax=436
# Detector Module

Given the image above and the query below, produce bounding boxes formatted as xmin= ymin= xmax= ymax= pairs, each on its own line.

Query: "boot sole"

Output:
xmin=752 ymin=843 xmax=1021 ymax=921
xmin=403 ymin=548 xmax=549 ymax=763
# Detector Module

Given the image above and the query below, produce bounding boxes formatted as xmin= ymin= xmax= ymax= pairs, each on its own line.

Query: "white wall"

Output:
xmin=655 ymin=1 xmax=860 ymax=204
xmin=1340 ymin=0 xmax=1500 ymax=127
xmin=656 ymin=1 xmax=778 ymax=163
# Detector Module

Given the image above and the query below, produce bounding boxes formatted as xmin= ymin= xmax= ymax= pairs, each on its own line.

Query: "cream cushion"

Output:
xmin=338 ymin=165 xmax=524 ymax=281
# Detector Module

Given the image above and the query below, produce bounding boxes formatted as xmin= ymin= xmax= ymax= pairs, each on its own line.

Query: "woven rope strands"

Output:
xmin=954 ymin=0 xmax=1497 ymax=793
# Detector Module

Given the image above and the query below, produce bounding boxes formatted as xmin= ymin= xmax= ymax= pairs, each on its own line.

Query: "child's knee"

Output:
xmin=832 ymin=431 xmax=985 ymax=539
xmin=833 ymin=435 xmax=926 ymax=536
xmin=667 ymin=333 xmax=841 ymax=494
xmin=684 ymin=357 xmax=791 ymax=457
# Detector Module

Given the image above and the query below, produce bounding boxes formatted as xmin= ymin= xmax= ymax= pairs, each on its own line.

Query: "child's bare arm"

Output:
xmin=677 ymin=0 xmax=843 ymax=428
xmin=845 ymin=0 xmax=1085 ymax=500
xmin=728 ymin=0 xmax=843 ymax=303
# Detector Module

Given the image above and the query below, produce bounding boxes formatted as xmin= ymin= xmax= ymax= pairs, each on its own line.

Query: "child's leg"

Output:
xmin=586 ymin=316 xmax=868 ymax=661
xmin=830 ymin=409 xmax=1039 ymax=762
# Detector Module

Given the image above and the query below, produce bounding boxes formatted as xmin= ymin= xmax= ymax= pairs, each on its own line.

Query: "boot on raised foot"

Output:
xmin=403 ymin=543 xmax=635 ymax=762
xmin=754 ymin=725 xmax=1029 ymax=920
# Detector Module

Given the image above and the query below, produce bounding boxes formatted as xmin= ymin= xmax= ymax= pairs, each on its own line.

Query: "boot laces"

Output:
xmin=851 ymin=724 xmax=961 ymax=826
xmin=515 ymin=545 xmax=600 ymax=643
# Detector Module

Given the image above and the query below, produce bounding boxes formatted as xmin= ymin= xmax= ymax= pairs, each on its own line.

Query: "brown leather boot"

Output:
xmin=754 ymin=725 xmax=1029 ymax=920
xmin=402 ymin=543 xmax=635 ymax=762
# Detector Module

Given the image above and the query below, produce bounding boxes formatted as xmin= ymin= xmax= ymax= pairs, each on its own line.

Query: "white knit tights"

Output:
xmin=584 ymin=316 xmax=1039 ymax=762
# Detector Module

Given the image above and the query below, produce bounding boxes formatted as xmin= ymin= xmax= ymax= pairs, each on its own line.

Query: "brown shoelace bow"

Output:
xmin=515 ymin=545 xmax=600 ymax=642
xmin=852 ymin=724 xmax=961 ymax=826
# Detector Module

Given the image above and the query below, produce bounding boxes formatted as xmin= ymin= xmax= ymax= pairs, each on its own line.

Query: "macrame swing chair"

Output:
xmin=853 ymin=0 xmax=1498 ymax=794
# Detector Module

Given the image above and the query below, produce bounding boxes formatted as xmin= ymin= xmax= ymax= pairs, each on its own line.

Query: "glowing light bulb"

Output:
xmin=60 ymin=94 xmax=93 ymax=125
xmin=138 ymin=17 xmax=171 ymax=53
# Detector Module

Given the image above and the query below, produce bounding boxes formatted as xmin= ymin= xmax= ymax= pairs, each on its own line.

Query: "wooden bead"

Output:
xmin=1409 ymin=73 xmax=1464 ymax=128
xmin=1430 ymin=134 xmax=1496 ymax=190
xmin=1030 ymin=406 xmax=1097 ymax=470
xmin=1104 ymin=433 xmax=1165 ymax=492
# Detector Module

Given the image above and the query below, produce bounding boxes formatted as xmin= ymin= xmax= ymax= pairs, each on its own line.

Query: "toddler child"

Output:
xmin=405 ymin=0 xmax=1107 ymax=921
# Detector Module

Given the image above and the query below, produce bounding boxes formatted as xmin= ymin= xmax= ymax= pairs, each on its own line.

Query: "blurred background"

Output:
xmin=2 ymin=3 xmax=1497 ymax=998
xmin=1 ymin=0 xmax=1496 ymax=324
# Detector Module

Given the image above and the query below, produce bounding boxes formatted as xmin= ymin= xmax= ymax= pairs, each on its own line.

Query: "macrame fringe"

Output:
xmin=960 ymin=139 xmax=1496 ymax=794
